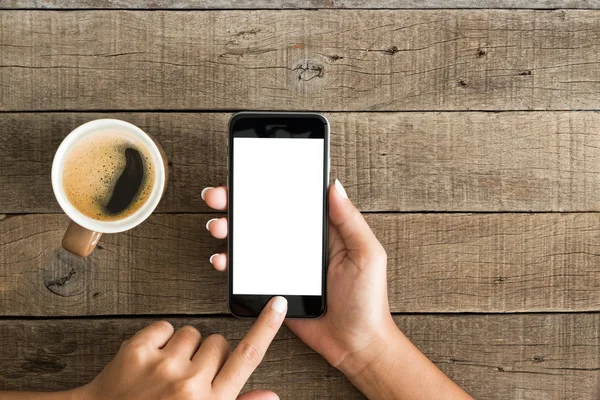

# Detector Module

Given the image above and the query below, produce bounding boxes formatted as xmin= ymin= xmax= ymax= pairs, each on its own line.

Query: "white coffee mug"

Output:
xmin=51 ymin=119 xmax=168 ymax=257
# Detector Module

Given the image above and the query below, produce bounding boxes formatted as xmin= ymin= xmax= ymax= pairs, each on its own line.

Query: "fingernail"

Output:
xmin=206 ymin=218 xmax=217 ymax=231
xmin=271 ymin=296 xmax=288 ymax=314
xmin=334 ymin=179 xmax=348 ymax=199
xmin=209 ymin=254 xmax=218 ymax=264
xmin=201 ymin=187 xmax=213 ymax=201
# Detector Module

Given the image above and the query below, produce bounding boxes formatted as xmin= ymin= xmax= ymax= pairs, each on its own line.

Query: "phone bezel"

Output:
xmin=227 ymin=112 xmax=330 ymax=318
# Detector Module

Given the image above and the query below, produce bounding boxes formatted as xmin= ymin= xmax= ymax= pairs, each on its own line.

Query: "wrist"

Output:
xmin=338 ymin=319 xmax=472 ymax=400
xmin=69 ymin=384 xmax=94 ymax=400
xmin=337 ymin=316 xmax=404 ymax=380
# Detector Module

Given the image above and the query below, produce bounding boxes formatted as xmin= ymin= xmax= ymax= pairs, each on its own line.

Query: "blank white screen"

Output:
xmin=232 ymin=137 xmax=324 ymax=295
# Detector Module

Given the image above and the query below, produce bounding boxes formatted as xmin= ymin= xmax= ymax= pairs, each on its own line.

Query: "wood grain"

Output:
xmin=3 ymin=0 xmax=600 ymax=9
xmin=5 ymin=111 xmax=600 ymax=213
xmin=2 ymin=10 xmax=600 ymax=111
xmin=0 ymin=313 xmax=598 ymax=399
xmin=2 ymin=212 xmax=600 ymax=316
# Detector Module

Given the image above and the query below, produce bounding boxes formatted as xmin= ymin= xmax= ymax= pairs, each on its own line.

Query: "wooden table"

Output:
xmin=1 ymin=1 xmax=600 ymax=399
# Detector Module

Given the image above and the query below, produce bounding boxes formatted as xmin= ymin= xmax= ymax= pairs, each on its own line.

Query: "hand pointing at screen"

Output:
xmin=204 ymin=179 xmax=472 ymax=400
xmin=0 ymin=296 xmax=287 ymax=400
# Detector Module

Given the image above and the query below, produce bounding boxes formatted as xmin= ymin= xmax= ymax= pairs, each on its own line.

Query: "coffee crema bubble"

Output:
xmin=62 ymin=131 xmax=155 ymax=222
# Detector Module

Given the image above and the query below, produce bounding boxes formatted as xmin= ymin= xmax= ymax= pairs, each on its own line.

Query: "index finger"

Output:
xmin=213 ymin=296 xmax=287 ymax=396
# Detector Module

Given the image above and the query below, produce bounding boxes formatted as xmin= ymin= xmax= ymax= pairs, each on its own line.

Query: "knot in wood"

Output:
xmin=293 ymin=60 xmax=325 ymax=81
xmin=43 ymin=249 xmax=95 ymax=297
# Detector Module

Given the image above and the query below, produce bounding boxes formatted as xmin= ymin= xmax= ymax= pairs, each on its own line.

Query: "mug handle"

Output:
xmin=62 ymin=220 xmax=103 ymax=257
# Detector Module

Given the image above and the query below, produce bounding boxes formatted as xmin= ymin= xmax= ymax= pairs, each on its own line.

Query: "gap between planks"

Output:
xmin=0 ymin=310 xmax=599 ymax=321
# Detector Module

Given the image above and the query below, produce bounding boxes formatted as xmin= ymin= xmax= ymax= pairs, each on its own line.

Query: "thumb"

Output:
xmin=329 ymin=179 xmax=382 ymax=254
xmin=237 ymin=390 xmax=279 ymax=400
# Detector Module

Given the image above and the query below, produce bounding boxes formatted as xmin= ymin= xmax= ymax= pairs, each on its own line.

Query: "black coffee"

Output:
xmin=62 ymin=131 xmax=155 ymax=221
xmin=106 ymin=148 xmax=145 ymax=214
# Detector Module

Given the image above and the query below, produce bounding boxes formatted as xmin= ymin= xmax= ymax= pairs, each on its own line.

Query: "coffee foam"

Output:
xmin=62 ymin=130 xmax=155 ymax=222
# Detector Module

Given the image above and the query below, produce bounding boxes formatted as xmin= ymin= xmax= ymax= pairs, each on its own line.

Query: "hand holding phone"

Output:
xmin=204 ymin=179 xmax=394 ymax=377
xmin=205 ymin=182 xmax=472 ymax=400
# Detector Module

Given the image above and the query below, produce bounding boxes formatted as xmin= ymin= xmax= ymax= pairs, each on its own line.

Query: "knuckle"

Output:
xmin=172 ymin=377 xmax=199 ymax=399
xmin=119 ymin=338 xmax=131 ymax=350
xmin=237 ymin=341 xmax=263 ymax=366
xmin=157 ymin=357 xmax=181 ymax=378
xmin=367 ymin=247 xmax=387 ymax=266
xmin=208 ymin=334 xmax=230 ymax=351
xmin=124 ymin=343 xmax=147 ymax=366
xmin=177 ymin=325 xmax=201 ymax=342
xmin=262 ymin=318 xmax=278 ymax=333
xmin=152 ymin=320 xmax=174 ymax=335
xmin=181 ymin=325 xmax=200 ymax=335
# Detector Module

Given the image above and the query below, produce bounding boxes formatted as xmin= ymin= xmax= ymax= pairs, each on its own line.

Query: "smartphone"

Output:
xmin=227 ymin=112 xmax=330 ymax=318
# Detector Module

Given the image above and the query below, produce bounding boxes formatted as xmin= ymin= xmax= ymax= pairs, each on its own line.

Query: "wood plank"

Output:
xmin=2 ymin=10 xmax=600 ymax=111
xmin=3 ymin=0 xmax=600 ymax=9
xmin=5 ymin=111 xmax=600 ymax=213
xmin=0 ymin=313 xmax=598 ymax=399
xmin=2 ymin=212 xmax=600 ymax=316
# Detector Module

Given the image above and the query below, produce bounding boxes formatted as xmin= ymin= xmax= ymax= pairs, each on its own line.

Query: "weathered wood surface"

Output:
xmin=2 ymin=5 xmax=599 ymax=399
xmin=2 ymin=212 xmax=600 ymax=316
xmin=3 ymin=0 xmax=600 ymax=9
xmin=1 ymin=313 xmax=598 ymax=399
xmin=2 ymin=11 xmax=600 ymax=111
xmin=5 ymin=111 xmax=600 ymax=213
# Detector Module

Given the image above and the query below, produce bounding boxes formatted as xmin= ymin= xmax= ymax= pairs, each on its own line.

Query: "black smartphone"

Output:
xmin=227 ymin=112 xmax=330 ymax=318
